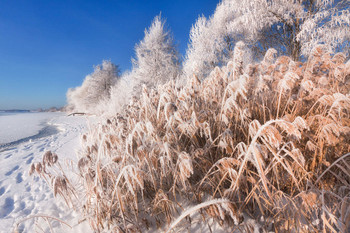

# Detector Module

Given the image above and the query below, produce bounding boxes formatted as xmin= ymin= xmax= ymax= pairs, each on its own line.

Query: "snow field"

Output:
xmin=0 ymin=115 xmax=91 ymax=233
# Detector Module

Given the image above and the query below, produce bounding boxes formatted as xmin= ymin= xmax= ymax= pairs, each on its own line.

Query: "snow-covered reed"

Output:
xmin=32 ymin=44 xmax=350 ymax=232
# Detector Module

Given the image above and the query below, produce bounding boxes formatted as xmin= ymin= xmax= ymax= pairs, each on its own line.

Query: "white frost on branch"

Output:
xmin=183 ymin=0 xmax=349 ymax=79
xmin=221 ymin=0 xmax=350 ymax=58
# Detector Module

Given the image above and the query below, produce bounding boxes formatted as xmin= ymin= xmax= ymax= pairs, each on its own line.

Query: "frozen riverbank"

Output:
xmin=0 ymin=112 xmax=62 ymax=146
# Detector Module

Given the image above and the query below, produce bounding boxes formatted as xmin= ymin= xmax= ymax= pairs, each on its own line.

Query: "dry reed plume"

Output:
xmin=31 ymin=44 xmax=350 ymax=232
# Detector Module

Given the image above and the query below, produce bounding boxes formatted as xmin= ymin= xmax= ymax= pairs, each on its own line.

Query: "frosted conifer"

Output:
xmin=132 ymin=15 xmax=180 ymax=93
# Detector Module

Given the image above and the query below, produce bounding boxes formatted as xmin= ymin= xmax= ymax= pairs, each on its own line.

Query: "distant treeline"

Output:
xmin=0 ymin=109 xmax=31 ymax=113
xmin=0 ymin=107 xmax=63 ymax=113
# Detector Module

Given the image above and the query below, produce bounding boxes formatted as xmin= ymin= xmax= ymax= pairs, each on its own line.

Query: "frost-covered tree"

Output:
xmin=132 ymin=15 xmax=180 ymax=91
xmin=102 ymin=70 xmax=134 ymax=116
xmin=93 ymin=15 xmax=180 ymax=115
xmin=66 ymin=77 xmax=90 ymax=113
xmin=184 ymin=0 xmax=350 ymax=79
xmin=219 ymin=0 xmax=350 ymax=60
xmin=86 ymin=60 xmax=120 ymax=105
xmin=183 ymin=2 xmax=249 ymax=79
xmin=66 ymin=60 xmax=120 ymax=113
xmin=183 ymin=16 xmax=221 ymax=79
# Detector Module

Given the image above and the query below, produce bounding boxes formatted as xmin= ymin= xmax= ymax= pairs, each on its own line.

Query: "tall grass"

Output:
xmin=31 ymin=44 xmax=350 ymax=232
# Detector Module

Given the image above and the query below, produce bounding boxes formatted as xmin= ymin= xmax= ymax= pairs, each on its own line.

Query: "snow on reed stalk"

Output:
xmin=31 ymin=44 xmax=350 ymax=232
xmin=165 ymin=198 xmax=232 ymax=233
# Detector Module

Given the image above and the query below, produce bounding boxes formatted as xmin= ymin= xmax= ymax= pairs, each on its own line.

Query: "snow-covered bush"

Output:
xmin=66 ymin=60 xmax=120 ymax=114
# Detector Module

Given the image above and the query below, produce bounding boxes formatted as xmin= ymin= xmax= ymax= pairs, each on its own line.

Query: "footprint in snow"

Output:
xmin=0 ymin=197 xmax=14 ymax=218
xmin=26 ymin=157 xmax=34 ymax=164
xmin=23 ymin=153 xmax=33 ymax=159
xmin=4 ymin=148 xmax=15 ymax=152
xmin=20 ymin=201 xmax=26 ymax=210
xmin=16 ymin=173 xmax=23 ymax=183
xmin=4 ymin=154 xmax=12 ymax=159
xmin=0 ymin=187 xmax=5 ymax=196
xmin=5 ymin=165 xmax=19 ymax=176
xmin=13 ymin=201 xmax=26 ymax=214
xmin=22 ymin=208 xmax=31 ymax=216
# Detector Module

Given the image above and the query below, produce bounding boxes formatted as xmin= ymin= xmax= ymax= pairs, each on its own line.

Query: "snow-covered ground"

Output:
xmin=0 ymin=113 xmax=257 ymax=233
xmin=0 ymin=114 xmax=92 ymax=233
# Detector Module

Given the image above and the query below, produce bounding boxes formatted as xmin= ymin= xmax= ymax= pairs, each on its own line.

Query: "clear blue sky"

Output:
xmin=0 ymin=0 xmax=218 ymax=110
